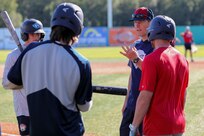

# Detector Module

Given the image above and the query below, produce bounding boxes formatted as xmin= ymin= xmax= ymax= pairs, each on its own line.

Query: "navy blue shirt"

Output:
xmin=126 ymin=39 xmax=153 ymax=111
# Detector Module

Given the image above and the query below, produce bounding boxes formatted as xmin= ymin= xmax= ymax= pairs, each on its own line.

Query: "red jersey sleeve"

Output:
xmin=139 ymin=55 xmax=157 ymax=92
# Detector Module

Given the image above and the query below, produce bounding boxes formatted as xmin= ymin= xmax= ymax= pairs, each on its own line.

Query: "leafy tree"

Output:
xmin=0 ymin=0 xmax=22 ymax=27
xmin=17 ymin=0 xmax=52 ymax=26
xmin=2 ymin=0 xmax=204 ymax=27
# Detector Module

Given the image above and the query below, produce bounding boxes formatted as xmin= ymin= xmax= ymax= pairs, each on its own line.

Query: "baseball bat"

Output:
xmin=93 ymin=85 xmax=127 ymax=96
xmin=0 ymin=11 xmax=23 ymax=52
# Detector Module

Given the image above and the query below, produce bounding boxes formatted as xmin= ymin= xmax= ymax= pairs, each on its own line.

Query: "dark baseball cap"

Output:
xmin=129 ymin=7 xmax=154 ymax=21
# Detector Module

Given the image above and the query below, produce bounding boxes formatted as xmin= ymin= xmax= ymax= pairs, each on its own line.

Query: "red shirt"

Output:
xmin=139 ymin=46 xmax=189 ymax=135
xmin=183 ymin=31 xmax=193 ymax=43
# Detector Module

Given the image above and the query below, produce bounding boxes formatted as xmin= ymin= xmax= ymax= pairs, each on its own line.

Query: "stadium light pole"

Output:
xmin=107 ymin=0 xmax=113 ymax=28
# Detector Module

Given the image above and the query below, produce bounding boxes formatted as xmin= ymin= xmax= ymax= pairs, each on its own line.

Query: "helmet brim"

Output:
xmin=34 ymin=29 xmax=45 ymax=34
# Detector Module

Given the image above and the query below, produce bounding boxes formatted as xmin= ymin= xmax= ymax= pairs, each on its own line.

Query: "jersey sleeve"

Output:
xmin=2 ymin=51 xmax=23 ymax=89
xmin=7 ymin=52 xmax=23 ymax=87
xmin=2 ymin=53 xmax=15 ymax=89
xmin=139 ymin=55 xmax=157 ymax=92
xmin=75 ymin=61 xmax=93 ymax=105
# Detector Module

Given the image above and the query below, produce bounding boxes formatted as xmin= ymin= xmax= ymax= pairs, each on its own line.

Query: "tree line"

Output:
xmin=0 ymin=0 xmax=204 ymax=28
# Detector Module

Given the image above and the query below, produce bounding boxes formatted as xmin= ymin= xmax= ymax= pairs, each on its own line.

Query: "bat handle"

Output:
xmin=18 ymin=44 xmax=23 ymax=52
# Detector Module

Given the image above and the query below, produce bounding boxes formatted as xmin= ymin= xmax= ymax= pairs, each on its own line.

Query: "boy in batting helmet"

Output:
xmin=130 ymin=15 xmax=189 ymax=136
xmin=7 ymin=2 xmax=93 ymax=136
xmin=2 ymin=18 xmax=45 ymax=135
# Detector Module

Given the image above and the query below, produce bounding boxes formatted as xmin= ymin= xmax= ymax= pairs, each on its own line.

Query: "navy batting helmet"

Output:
xmin=147 ymin=15 xmax=176 ymax=41
xmin=20 ymin=19 xmax=45 ymax=41
xmin=129 ymin=7 xmax=154 ymax=21
xmin=51 ymin=2 xmax=84 ymax=36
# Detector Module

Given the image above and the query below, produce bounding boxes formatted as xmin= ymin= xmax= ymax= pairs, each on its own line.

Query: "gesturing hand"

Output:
xmin=120 ymin=44 xmax=139 ymax=61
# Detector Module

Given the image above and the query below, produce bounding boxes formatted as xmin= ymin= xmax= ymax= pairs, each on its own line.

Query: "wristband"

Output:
xmin=133 ymin=57 xmax=140 ymax=63
xmin=129 ymin=124 xmax=138 ymax=136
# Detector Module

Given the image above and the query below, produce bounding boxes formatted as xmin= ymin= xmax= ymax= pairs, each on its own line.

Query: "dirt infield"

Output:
xmin=1 ymin=122 xmax=19 ymax=136
xmin=0 ymin=60 xmax=204 ymax=135
xmin=0 ymin=122 xmax=96 ymax=136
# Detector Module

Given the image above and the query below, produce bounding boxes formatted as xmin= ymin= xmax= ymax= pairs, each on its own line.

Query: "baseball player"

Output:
xmin=180 ymin=26 xmax=194 ymax=62
xmin=119 ymin=7 xmax=154 ymax=136
xmin=2 ymin=18 xmax=45 ymax=136
xmin=130 ymin=15 xmax=189 ymax=136
xmin=6 ymin=2 xmax=93 ymax=136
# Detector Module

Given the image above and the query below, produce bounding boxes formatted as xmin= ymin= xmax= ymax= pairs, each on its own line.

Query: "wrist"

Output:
xmin=129 ymin=124 xmax=138 ymax=135
xmin=132 ymin=57 xmax=140 ymax=63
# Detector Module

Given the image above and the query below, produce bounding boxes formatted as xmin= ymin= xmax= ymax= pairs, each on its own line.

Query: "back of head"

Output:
xmin=147 ymin=15 xmax=176 ymax=41
xmin=51 ymin=2 xmax=84 ymax=36
xmin=129 ymin=7 xmax=154 ymax=22
xmin=20 ymin=19 xmax=45 ymax=41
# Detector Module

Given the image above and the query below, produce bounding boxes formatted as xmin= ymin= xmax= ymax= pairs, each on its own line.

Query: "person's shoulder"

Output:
xmin=134 ymin=39 xmax=142 ymax=45
xmin=67 ymin=46 xmax=89 ymax=63
xmin=29 ymin=40 xmax=52 ymax=47
xmin=25 ymin=40 xmax=52 ymax=51
xmin=7 ymin=48 xmax=21 ymax=57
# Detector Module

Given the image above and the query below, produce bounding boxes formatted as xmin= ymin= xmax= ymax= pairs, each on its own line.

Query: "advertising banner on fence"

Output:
xmin=76 ymin=27 xmax=108 ymax=47
xmin=109 ymin=27 xmax=139 ymax=46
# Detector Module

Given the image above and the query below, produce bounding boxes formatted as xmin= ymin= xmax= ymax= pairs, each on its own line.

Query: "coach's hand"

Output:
xmin=120 ymin=45 xmax=139 ymax=61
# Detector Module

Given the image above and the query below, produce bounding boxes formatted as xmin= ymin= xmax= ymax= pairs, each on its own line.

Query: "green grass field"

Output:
xmin=0 ymin=45 xmax=204 ymax=136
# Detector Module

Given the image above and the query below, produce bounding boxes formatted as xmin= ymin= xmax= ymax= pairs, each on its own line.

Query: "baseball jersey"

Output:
xmin=7 ymin=40 xmax=93 ymax=136
xmin=140 ymin=46 xmax=189 ymax=135
xmin=183 ymin=31 xmax=193 ymax=43
xmin=126 ymin=39 xmax=153 ymax=110
xmin=2 ymin=46 xmax=29 ymax=117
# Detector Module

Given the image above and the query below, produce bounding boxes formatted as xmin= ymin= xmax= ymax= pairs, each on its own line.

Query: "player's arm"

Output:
xmin=77 ymin=100 xmax=93 ymax=112
xmin=130 ymin=90 xmax=153 ymax=132
xmin=76 ymin=62 xmax=93 ymax=112
xmin=7 ymin=53 xmax=24 ymax=89
xmin=2 ymin=53 xmax=22 ymax=90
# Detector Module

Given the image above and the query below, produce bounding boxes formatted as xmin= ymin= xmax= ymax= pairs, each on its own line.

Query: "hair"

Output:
xmin=50 ymin=26 xmax=78 ymax=45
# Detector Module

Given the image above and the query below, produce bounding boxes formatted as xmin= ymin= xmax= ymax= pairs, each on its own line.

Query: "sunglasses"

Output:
xmin=132 ymin=14 xmax=148 ymax=19
xmin=132 ymin=14 xmax=151 ymax=20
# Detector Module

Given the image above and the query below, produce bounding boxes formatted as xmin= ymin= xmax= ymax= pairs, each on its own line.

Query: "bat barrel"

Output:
xmin=92 ymin=85 xmax=127 ymax=96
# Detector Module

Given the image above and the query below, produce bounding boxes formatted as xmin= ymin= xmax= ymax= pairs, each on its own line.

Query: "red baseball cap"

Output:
xmin=129 ymin=7 xmax=154 ymax=21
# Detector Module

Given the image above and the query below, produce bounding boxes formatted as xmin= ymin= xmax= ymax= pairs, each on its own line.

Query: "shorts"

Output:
xmin=184 ymin=43 xmax=192 ymax=50
xmin=17 ymin=115 xmax=30 ymax=135
xmin=119 ymin=107 xmax=143 ymax=136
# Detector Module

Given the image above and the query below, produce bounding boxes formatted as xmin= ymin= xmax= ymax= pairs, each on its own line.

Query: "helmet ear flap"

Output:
xmin=21 ymin=33 xmax=28 ymax=41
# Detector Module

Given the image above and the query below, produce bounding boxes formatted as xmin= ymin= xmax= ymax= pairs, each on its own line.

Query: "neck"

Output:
xmin=24 ymin=41 xmax=32 ymax=46
xmin=141 ymin=35 xmax=148 ymax=41
xmin=153 ymin=39 xmax=170 ymax=50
